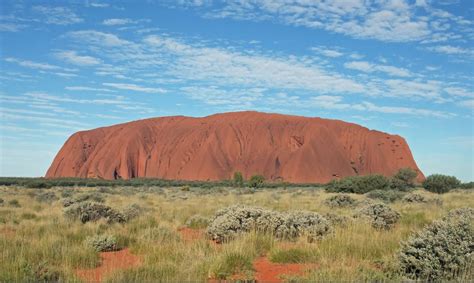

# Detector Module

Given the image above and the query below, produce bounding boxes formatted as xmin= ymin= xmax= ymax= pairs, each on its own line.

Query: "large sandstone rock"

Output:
xmin=46 ymin=111 xmax=424 ymax=183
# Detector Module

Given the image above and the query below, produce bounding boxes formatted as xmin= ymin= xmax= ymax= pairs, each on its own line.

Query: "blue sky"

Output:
xmin=0 ymin=0 xmax=473 ymax=181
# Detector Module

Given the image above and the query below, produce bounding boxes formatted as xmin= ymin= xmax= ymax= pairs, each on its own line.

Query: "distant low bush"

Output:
xmin=122 ymin=204 xmax=144 ymax=221
xmin=248 ymin=175 xmax=265 ymax=189
xmin=390 ymin=168 xmax=418 ymax=191
xmin=64 ymin=202 xmax=126 ymax=224
xmin=354 ymin=203 xmax=400 ymax=230
xmin=21 ymin=261 xmax=61 ymax=282
xmin=206 ymin=205 xmax=331 ymax=243
xmin=324 ymin=213 xmax=350 ymax=227
xmin=422 ymin=174 xmax=461 ymax=194
xmin=325 ymin=194 xmax=356 ymax=208
xmin=8 ymin=199 xmax=20 ymax=208
xmin=185 ymin=215 xmax=209 ymax=229
xmin=402 ymin=193 xmax=427 ymax=203
xmin=365 ymin=189 xmax=405 ymax=203
xmin=35 ymin=191 xmax=58 ymax=204
xmin=399 ymin=208 xmax=473 ymax=280
xmin=86 ymin=234 xmax=120 ymax=252
xmin=0 ymin=198 xmax=3 ymax=206
xmin=326 ymin=175 xmax=389 ymax=194
xmin=460 ymin=182 xmax=474 ymax=190
xmin=232 ymin=172 xmax=244 ymax=187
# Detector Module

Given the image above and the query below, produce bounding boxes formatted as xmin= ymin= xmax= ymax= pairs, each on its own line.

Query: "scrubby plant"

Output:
xmin=62 ymin=198 xmax=75 ymax=207
xmin=181 ymin=186 xmax=190 ymax=192
xmin=324 ymin=213 xmax=349 ymax=227
xmin=185 ymin=215 xmax=209 ymax=229
xmin=21 ymin=261 xmax=61 ymax=282
xmin=422 ymin=174 xmax=461 ymax=194
xmin=325 ymin=194 xmax=356 ymax=208
xmin=0 ymin=198 xmax=4 ymax=206
xmin=402 ymin=193 xmax=427 ymax=203
xmin=249 ymin=175 xmax=265 ymax=189
xmin=390 ymin=168 xmax=418 ymax=191
xmin=122 ymin=204 xmax=143 ymax=221
xmin=85 ymin=234 xmax=120 ymax=252
xmin=64 ymin=202 xmax=126 ymax=224
xmin=460 ymin=182 xmax=474 ymax=190
xmin=399 ymin=208 xmax=473 ymax=280
xmin=34 ymin=191 xmax=58 ymax=204
xmin=8 ymin=199 xmax=20 ymax=207
xmin=365 ymin=189 xmax=405 ymax=203
xmin=233 ymin=171 xmax=244 ymax=187
xmin=206 ymin=205 xmax=331 ymax=243
xmin=355 ymin=203 xmax=400 ymax=230
xmin=326 ymin=175 xmax=390 ymax=194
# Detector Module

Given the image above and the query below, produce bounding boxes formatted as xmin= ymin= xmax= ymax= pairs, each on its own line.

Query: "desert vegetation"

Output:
xmin=0 ymin=173 xmax=472 ymax=282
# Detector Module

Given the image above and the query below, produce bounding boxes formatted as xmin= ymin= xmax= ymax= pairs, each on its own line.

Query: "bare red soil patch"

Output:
xmin=0 ymin=227 xmax=16 ymax=238
xmin=253 ymin=256 xmax=316 ymax=283
xmin=75 ymin=248 xmax=141 ymax=282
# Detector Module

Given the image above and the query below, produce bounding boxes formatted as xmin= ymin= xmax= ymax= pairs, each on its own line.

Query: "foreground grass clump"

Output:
xmin=399 ymin=208 xmax=473 ymax=280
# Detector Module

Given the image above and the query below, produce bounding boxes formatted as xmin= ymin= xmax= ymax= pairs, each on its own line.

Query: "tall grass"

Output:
xmin=0 ymin=186 xmax=472 ymax=282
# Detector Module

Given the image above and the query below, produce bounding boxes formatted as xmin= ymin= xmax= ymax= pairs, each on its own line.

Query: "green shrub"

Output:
xmin=402 ymin=193 xmax=426 ymax=203
xmin=365 ymin=190 xmax=405 ymax=203
xmin=233 ymin=172 xmax=244 ymax=187
xmin=422 ymin=174 xmax=461 ymax=194
xmin=206 ymin=205 xmax=331 ymax=243
xmin=324 ymin=194 xmax=356 ymax=208
xmin=354 ymin=203 xmax=400 ymax=230
xmin=460 ymin=182 xmax=474 ymax=190
xmin=185 ymin=215 xmax=209 ymax=229
xmin=390 ymin=168 xmax=418 ymax=191
xmin=21 ymin=261 xmax=61 ymax=282
xmin=399 ymin=208 xmax=473 ymax=280
xmin=249 ymin=175 xmax=265 ymax=188
xmin=0 ymin=198 xmax=3 ymax=206
xmin=326 ymin=175 xmax=389 ymax=194
xmin=86 ymin=234 xmax=120 ymax=252
xmin=324 ymin=213 xmax=350 ymax=227
xmin=64 ymin=202 xmax=126 ymax=224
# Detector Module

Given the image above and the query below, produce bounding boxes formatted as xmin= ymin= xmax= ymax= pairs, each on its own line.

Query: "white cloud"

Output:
xmin=68 ymin=30 xmax=130 ymax=47
xmin=65 ymin=86 xmax=114 ymax=92
xmin=54 ymin=51 xmax=101 ymax=66
xmin=344 ymin=61 xmax=412 ymax=77
xmin=102 ymin=83 xmax=167 ymax=93
xmin=0 ymin=23 xmax=27 ymax=32
xmin=103 ymin=18 xmax=134 ymax=26
xmin=5 ymin=57 xmax=62 ymax=70
xmin=311 ymin=47 xmax=343 ymax=58
xmin=32 ymin=6 xmax=83 ymax=25
xmin=427 ymin=45 xmax=474 ymax=56
xmin=444 ymin=87 xmax=474 ymax=98
xmin=90 ymin=3 xmax=110 ymax=8
xmin=457 ymin=99 xmax=474 ymax=109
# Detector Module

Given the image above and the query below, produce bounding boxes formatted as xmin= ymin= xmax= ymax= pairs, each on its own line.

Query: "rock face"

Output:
xmin=46 ymin=111 xmax=424 ymax=183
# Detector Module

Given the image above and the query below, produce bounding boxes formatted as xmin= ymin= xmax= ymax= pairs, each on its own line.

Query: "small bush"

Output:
xmin=64 ymin=202 xmax=126 ymax=224
xmin=8 ymin=199 xmax=20 ymax=207
xmin=62 ymin=198 xmax=75 ymax=207
xmin=390 ymin=168 xmax=418 ymax=191
xmin=35 ymin=191 xmax=58 ymax=203
xmin=365 ymin=190 xmax=405 ymax=203
xmin=207 ymin=205 xmax=331 ymax=243
xmin=460 ymin=182 xmax=474 ymax=190
xmin=325 ymin=194 xmax=356 ymax=208
xmin=86 ymin=234 xmax=120 ymax=252
xmin=399 ymin=208 xmax=473 ymax=280
xmin=355 ymin=203 xmax=400 ymax=230
xmin=249 ymin=175 xmax=265 ymax=188
xmin=324 ymin=213 xmax=349 ymax=227
xmin=422 ymin=174 xmax=461 ymax=194
xmin=122 ymin=204 xmax=143 ymax=221
xmin=233 ymin=171 xmax=244 ymax=187
xmin=22 ymin=261 xmax=61 ymax=282
xmin=185 ymin=215 xmax=209 ymax=229
xmin=0 ymin=198 xmax=3 ymax=206
xmin=326 ymin=175 xmax=389 ymax=194
xmin=402 ymin=193 xmax=426 ymax=203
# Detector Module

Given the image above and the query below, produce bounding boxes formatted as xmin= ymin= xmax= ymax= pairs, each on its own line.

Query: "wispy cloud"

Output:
xmin=311 ymin=47 xmax=343 ymax=58
xmin=32 ymin=6 xmax=83 ymax=25
xmin=54 ymin=51 xmax=102 ymax=66
xmin=102 ymin=18 xmax=135 ymax=26
xmin=344 ymin=61 xmax=412 ymax=77
xmin=65 ymin=86 xmax=114 ymax=92
xmin=102 ymin=83 xmax=167 ymax=93
xmin=427 ymin=45 xmax=474 ymax=56
xmin=5 ymin=57 xmax=62 ymax=70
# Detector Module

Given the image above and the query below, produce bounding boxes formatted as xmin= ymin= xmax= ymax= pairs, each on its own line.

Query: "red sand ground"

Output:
xmin=253 ymin=256 xmax=316 ymax=283
xmin=75 ymin=248 xmax=141 ymax=282
xmin=46 ymin=111 xmax=424 ymax=183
